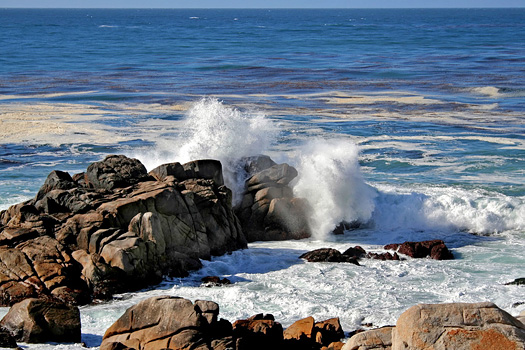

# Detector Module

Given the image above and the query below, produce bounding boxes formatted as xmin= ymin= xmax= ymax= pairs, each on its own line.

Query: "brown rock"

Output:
xmin=392 ymin=302 xmax=525 ymax=350
xmin=384 ymin=240 xmax=453 ymax=260
xmin=342 ymin=246 xmax=366 ymax=259
xmin=0 ymin=155 xmax=247 ymax=306
xmin=300 ymin=248 xmax=360 ymax=265
xmin=324 ymin=342 xmax=345 ymax=350
xmin=0 ymin=298 xmax=81 ymax=343
xmin=102 ymin=296 xmax=219 ymax=350
xmin=233 ymin=314 xmax=283 ymax=350
xmin=284 ymin=316 xmax=315 ymax=341
xmin=314 ymin=318 xmax=345 ymax=346
xmin=342 ymin=326 xmax=393 ymax=350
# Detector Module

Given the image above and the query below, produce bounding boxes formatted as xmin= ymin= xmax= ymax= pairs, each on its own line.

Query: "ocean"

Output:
xmin=0 ymin=8 xmax=524 ymax=349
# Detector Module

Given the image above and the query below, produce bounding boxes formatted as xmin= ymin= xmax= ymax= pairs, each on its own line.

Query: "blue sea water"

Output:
xmin=0 ymin=8 xmax=524 ymax=349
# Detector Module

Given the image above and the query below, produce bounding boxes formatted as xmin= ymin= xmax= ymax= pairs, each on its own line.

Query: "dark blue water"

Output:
xmin=1 ymin=9 xmax=524 ymax=106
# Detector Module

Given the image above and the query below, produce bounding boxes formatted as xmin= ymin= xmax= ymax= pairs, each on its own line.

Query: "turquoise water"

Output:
xmin=0 ymin=8 xmax=524 ymax=349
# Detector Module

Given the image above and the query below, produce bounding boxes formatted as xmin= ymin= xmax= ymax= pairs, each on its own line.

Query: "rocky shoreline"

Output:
xmin=0 ymin=154 xmax=524 ymax=349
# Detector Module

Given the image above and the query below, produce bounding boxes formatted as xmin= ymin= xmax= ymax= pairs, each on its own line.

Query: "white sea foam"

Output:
xmin=137 ymin=97 xmax=278 ymax=200
xmin=371 ymin=184 xmax=525 ymax=237
xmin=292 ymin=139 xmax=377 ymax=239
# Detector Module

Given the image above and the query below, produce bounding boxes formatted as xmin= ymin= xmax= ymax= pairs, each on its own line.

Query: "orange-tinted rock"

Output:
xmin=391 ymin=302 xmax=525 ymax=350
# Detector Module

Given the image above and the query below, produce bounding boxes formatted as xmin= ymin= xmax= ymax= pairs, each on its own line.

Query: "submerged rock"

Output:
xmin=506 ymin=278 xmax=525 ymax=286
xmin=0 ymin=155 xmax=247 ymax=305
xmin=300 ymin=248 xmax=360 ymax=265
xmin=201 ymin=276 xmax=232 ymax=287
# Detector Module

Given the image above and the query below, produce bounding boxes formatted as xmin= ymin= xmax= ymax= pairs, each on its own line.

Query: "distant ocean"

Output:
xmin=0 ymin=8 xmax=524 ymax=349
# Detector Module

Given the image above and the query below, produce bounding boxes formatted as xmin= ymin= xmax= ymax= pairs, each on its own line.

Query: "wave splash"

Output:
xmin=137 ymin=97 xmax=277 ymax=200
xmin=292 ymin=139 xmax=377 ymax=239
xmin=137 ymin=98 xmax=524 ymax=240
xmin=371 ymin=185 xmax=525 ymax=237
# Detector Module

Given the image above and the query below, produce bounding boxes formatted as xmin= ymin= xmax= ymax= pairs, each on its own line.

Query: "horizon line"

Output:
xmin=1 ymin=7 xmax=524 ymax=9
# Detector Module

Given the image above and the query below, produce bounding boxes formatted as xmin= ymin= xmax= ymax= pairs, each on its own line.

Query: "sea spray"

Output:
xmin=136 ymin=98 xmax=278 ymax=201
xmin=292 ymin=139 xmax=377 ymax=239
xmin=371 ymin=185 xmax=525 ymax=237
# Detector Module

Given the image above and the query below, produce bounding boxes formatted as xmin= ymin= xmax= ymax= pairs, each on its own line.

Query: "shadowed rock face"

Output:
xmin=0 ymin=155 xmax=247 ymax=306
xmin=234 ymin=155 xmax=311 ymax=242
xmin=0 ymin=298 xmax=81 ymax=344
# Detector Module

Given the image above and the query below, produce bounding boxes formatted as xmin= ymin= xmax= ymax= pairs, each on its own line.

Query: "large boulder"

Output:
xmin=0 ymin=298 xmax=80 ymax=343
xmin=391 ymin=302 xmax=525 ymax=350
xmin=85 ymin=154 xmax=150 ymax=190
xmin=234 ymin=156 xmax=311 ymax=242
xmin=0 ymin=155 xmax=247 ymax=305
xmin=101 ymin=296 xmax=232 ymax=350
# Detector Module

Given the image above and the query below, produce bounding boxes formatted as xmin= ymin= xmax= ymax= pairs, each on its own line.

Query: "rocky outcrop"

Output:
xmin=345 ymin=302 xmax=525 ymax=350
xmin=234 ymin=156 xmax=311 ymax=242
xmin=0 ymin=298 xmax=81 ymax=343
xmin=0 ymin=155 xmax=247 ymax=305
xmin=101 ymin=296 xmax=345 ymax=350
xmin=384 ymin=240 xmax=453 ymax=260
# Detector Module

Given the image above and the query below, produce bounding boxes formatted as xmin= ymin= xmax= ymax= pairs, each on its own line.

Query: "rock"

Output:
xmin=506 ymin=278 xmax=525 ymax=286
xmin=517 ymin=310 xmax=525 ymax=325
xmin=201 ymin=276 xmax=232 ymax=287
xmin=85 ymin=154 xmax=150 ymax=190
xmin=392 ymin=302 xmax=525 ymax=350
xmin=148 ymin=161 xmax=186 ymax=181
xmin=0 ymin=328 xmax=18 ymax=348
xmin=36 ymin=170 xmax=75 ymax=201
xmin=300 ymin=248 xmax=360 ymax=265
xmin=182 ymin=159 xmax=225 ymax=186
xmin=342 ymin=326 xmax=393 ymax=350
xmin=101 ymin=296 xmax=231 ymax=350
xmin=0 ymin=298 xmax=81 ymax=343
xmin=332 ymin=221 xmax=360 ymax=235
xmin=233 ymin=314 xmax=283 ymax=350
xmin=0 ymin=155 xmax=247 ymax=306
xmin=235 ymin=157 xmax=311 ymax=242
xmin=366 ymin=252 xmax=400 ymax=261
xmin=284 ymin=316 xmax=315 ymax=341
xmin=342 ymin=246 xmax=366 ymax=259
xmin=240 ymin=155 xmax=277 ymax=176
xmin=314 ymin=318 xmax=345 ymax=346
xmin=323 ymin=342 xmax=345 ymax=350
xmin=384 ymin=240 xmax=453 ymax=260
xmin=246 ymin=163 xmax=298 ymax=190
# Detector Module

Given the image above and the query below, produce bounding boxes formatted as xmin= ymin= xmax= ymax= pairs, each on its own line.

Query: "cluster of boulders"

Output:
xmin=299 ymin=239 xmax=453 ymax=265
xmin=0 ymin=155 xmax=309 ymax=306
xmin=100 ymin=295 xmax=344 ymax=350
xmin=234 ymin=155 xmax=311 ymax=242
xmin=0 ymin=295 xmax=524 ymax=349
